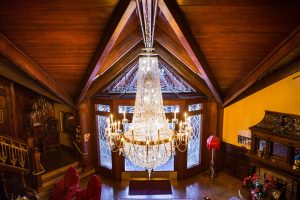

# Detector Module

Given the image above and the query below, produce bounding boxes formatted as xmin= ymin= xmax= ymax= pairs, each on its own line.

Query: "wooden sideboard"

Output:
xmin=249 ymin=110 xmax=300 ymax=200
xmin=221 ymin=142 xmax=251 ymax=180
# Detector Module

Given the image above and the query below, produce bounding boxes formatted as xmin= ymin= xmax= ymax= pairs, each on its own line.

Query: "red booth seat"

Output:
xmin=50 ymin=167 xmax=80 ymax=200
xmin=76 ymin=175 xmax=101 ymax=200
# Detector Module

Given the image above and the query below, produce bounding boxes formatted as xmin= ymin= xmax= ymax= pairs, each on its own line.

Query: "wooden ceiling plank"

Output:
xmin=76 ymin=0 xmax=136 ymax=105
xmin=0 ymin=33 xmax=74 ymax=107
xmin=85 ymin=42 xmax=144 ymax=99
xmin=155 ymin=42 xmax=211 ymax=97
xmin=224 ymin=25 xmax=300 ymax=106
xmin=158 ymin=0 xmax=223 ymax=104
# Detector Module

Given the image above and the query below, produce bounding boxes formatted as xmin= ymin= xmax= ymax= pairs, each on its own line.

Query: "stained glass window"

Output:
xmin=187 ymin=114 xmax=202 ymax=168
xmin=118 ymin=106 xmax=135 ymax=113
xmin=119 ymin=105 xmax=179 ymax=114
xmin=96 ymin=104 xmax=110 ymax=112
xmin=188 ymin=103 xmax=202 ymax=112
xmin=104 ymin=63 xmax=196 ymax=94
xmin=96 ymin=115 xmax=112 ymax=169
xmin=163 ymin=105 xmax=179 ymax=113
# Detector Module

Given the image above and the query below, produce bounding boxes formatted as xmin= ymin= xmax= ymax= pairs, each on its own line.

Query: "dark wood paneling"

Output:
xmin=0 ymin=77 xmax=37 ymax=139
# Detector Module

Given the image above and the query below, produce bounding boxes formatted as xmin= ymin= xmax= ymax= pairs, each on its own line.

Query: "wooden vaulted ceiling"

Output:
xmin=0 ymin=0 xmax=300 ymax=107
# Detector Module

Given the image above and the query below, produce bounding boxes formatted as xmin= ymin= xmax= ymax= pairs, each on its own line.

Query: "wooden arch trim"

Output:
xmin=86 ymin=41 xmax=211 ymax=99
xmin=158 ymin=0 xmax=223 ymax=104
xmin=76 ymin=0 xmax=136 ymax=106
xmin=85 ymin=42 xmax=144 ymax=99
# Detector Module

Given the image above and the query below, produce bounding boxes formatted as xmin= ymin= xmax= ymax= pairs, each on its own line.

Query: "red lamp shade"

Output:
xmin=206 ymin=135 xmax=220 ymax=150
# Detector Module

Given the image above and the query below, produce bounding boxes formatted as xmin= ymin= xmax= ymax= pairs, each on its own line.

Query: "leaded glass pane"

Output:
xmin=96 ymin=104 xmax=110 ymax=112
xmin=163 ymin=105 xmax=179 ymax=113
xmin=188 ymin=103 xmax=202 ymax=112
xmin=187 ymin=114 xmax=202 ymax=168
xmin=104 ymin=63 xmax=196 ymax=93
xmin=96 ymin=115 xmax=112 ymax=169
xmin=118 ymin=106 xmax=135 ymax=113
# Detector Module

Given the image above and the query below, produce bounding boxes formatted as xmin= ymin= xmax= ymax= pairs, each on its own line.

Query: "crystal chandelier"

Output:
xmin=105 ymin=0 xmax=191 ymax=177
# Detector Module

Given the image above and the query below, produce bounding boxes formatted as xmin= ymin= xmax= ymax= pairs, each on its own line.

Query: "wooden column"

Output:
xmin=79 ymin=100 xmax=92 ymax=169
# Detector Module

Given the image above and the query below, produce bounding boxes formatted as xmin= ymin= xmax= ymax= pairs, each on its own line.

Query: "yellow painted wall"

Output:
xmin=223 ymin=71 xmax=300 ymax=147
xmin=54 ymin=103 xmax=74 ymax=148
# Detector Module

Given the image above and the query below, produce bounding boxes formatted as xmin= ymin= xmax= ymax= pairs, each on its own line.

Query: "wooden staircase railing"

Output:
xmin=0 ymin=135 xmax=30 ymax=174
xmin=0 ymin=135 xmax=39 ymax=199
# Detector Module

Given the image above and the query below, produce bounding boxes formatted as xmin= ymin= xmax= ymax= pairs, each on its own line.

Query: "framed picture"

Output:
xmin=59 ymin=112 xmax=75 ymax=134
xmin=237 ymin=130 xmax=251 ymax=147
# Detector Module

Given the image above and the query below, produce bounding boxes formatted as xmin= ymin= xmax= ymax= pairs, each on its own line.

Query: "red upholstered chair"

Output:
xmin=50 ymin=167 xmax=80 ymax=200
xmin=76 ymin=175 xmax=101 ymax=200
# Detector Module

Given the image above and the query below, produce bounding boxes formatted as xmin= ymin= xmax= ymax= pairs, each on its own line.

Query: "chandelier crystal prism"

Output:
xmin=105 ymin=0 xmax=191 ymax=177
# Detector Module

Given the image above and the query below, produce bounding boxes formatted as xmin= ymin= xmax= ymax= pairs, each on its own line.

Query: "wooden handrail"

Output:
xmin=72 ymin=141 xmax=88 ymax=156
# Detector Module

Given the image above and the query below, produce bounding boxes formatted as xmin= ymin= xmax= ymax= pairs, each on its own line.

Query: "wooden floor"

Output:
xmin=41 ymin=146 xmax=77 ymax=172
xmin=80 ymin=171 xmax=242 ymax=200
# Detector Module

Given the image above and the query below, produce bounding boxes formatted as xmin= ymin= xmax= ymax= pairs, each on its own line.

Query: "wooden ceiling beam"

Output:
xmin=98 ymin=28 xmax=142 ymax=75
xmin=0 ymin=34 xmax=74 ymax=107
xmin=0 ymin=56 xmax=63 ymax=104
xmin=85 ymin=42 xmax=144 ymax=99
xmin=225 ymin=59 xmax=300 ymax=107
xmin=155 ymin=42 xmax=211 ymax=97
xmin=76 ymin=0 xmax=136 ymax=106
xmin=155 ymin=26 xmax=198 ymax=73
xmin=158 ymin=0 xmax=223 ymax=104
xmin=224 ymin=26 xmax=300 ymax=107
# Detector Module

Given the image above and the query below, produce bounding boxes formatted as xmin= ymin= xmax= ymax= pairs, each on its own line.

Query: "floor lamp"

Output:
xmin=207 ymin=135 xmax=220 ymax=179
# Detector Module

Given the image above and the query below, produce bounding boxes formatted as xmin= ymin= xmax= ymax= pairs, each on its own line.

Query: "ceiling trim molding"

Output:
xmin=76 ymin=0 xmax=136 ymax=106
xmin=158 ymin=0 xmax=223 ymax=104
xmin=0 ymin=33 xmax=74 ymax=107
xmin=224 ymin=25 xmax=300 ymax=106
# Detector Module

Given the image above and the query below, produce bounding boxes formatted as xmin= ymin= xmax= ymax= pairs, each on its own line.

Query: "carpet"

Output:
xmin=128 ymin=180 xmax=172 ymax=195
